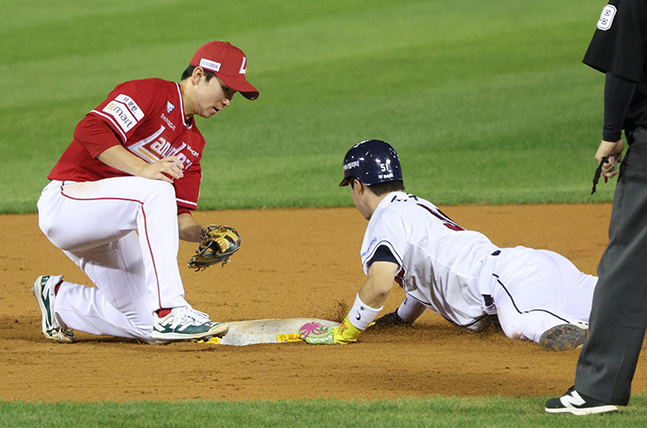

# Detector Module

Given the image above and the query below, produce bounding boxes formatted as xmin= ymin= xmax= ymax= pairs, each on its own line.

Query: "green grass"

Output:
xmin=2 ymin=396 xmax=646 ymax=427
xmin=1 ymin=0 xmax=633 ymax=425
xmin=0 ymin=0 xmax=616 ymax=213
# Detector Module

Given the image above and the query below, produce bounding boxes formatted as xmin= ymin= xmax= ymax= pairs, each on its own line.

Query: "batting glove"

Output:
xmin=299 ymin=317 xmax=362 ymax=345
xmin=372 ymin=311 xmax=410 ymax=328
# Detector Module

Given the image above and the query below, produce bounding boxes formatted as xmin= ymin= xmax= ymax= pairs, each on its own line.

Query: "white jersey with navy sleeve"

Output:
xmin=360 ymin=191 xmax=598 ymax=342
xmin=360 ymin=191 xmax=499 ymax=330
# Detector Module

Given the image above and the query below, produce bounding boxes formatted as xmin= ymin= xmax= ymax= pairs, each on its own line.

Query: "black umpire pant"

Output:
xmin=575 ymin=127 xmax=647 ymax=405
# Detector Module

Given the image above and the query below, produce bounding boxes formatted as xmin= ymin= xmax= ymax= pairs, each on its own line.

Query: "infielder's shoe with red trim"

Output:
xmin=545 ymin=387 xmax=618 ymax=415
xmin=31 ymin=275 xmax=76 ymax=343
xmin=539 ymin=324 xmax=588 ymax=351
xmin=152 ymin=307 xmax=229 ymax=344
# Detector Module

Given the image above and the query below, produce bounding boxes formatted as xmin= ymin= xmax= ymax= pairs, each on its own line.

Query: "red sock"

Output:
xmin=157 ymin=308 xmax=172 ymax=318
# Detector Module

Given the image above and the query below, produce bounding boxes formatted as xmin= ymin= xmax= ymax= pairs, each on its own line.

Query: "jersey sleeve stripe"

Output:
xmin=90 ymin=110 xmax=128 ymax=142
xmin=176 ymin=198 xmax=197 ymax=209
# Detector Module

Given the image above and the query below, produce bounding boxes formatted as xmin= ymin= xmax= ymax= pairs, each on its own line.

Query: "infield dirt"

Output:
xmin=2 ymin=204 xmax=646 ymax=402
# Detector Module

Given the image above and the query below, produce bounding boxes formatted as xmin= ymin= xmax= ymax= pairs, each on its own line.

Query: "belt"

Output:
xmin=478 ymin=249 xmax=501 ymax=303
xmin=483 ymin=294 xmax=494 ymax=307
xmin=627 ymin=126 xmax=647 ymax=145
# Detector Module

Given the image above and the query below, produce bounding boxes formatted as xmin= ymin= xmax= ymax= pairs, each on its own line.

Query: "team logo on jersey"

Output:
xmin=361 ymin=237 xmax=379 ymax=259
xmin=597 ymin=5 xmax=616 ymax=31
xmin=166 ymin=100 xmax=175 ymax=114
xmin=126 ymin=125 xmax=199 ymax=170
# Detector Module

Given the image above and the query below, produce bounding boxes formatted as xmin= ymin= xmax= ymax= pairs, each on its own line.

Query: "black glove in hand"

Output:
xmin=372 ymin=311 xmax=412 ymax=328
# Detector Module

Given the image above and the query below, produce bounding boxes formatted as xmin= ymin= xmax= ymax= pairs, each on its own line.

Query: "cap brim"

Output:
xmin=239 ymin=90 xmax=259 ymax=100
xmin=339 ymin=177 xmax=350 ymax=187
xmin=218 ymin=75 xmax=259 ymax=100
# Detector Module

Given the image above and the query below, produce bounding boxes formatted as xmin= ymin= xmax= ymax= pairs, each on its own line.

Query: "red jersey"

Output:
xmin=48 ymin=78 xmax=204 ymax=212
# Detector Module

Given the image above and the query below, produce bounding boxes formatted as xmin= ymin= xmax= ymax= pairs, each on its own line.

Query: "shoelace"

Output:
xmin=164 ymin=307 xmax=211 ymax=329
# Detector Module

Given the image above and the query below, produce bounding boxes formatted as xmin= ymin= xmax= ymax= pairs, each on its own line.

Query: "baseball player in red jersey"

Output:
xmin=300 ymin=140 xmax=597 ymax=351
xmin=32 ymin=41 xmax=259 ymax=344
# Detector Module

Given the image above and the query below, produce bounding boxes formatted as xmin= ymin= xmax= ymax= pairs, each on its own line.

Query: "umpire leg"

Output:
xmin=575 ymin=133 xmax=647 ymax=405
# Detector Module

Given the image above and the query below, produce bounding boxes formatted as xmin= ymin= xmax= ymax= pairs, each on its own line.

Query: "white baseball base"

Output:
xmin=199 ymin=318 xmax=340 ymax=346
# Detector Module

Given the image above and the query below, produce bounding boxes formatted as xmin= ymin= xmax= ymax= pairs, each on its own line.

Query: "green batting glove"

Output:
xmin=299 ymin=318 xmax=363 ymax=345
xmin=299 ymin=322 xmax=339 ymax=345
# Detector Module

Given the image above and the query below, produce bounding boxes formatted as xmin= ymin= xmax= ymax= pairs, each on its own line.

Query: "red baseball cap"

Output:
xmin=190 ymin=41 xmax=259 ymax=100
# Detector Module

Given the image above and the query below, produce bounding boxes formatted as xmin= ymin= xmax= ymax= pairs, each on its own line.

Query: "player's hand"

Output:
xmin=372 ymin=311 xmax=411 ymax=328
xmin=299 ymin=323 xmax=340 ymax=345
xmin=595 ymin=140 xmax=624 ymax=183
xmin=299 ymin=317 xmax=362 ymax=345
xmin=140 ymin=156 xmax=185 ymax=183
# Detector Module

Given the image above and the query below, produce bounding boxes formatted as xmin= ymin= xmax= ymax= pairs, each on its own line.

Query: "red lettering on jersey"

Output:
xmin=127 ymin=128 xmax=197 ymax=170
xmin=417 ymin=203 xmax=465 ymax=231
xmin=395 ymin=267 xmax=405 ymax=288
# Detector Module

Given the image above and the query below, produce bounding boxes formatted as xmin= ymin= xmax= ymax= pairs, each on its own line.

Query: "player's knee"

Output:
xmin=145 ymin=180 xmax=177 ymax=208
xmin=38 ymin=215 xmax=54 ymax=239
xmin=148 ymin=179 xmax=175 ymax=197
xmin=498 ymin=313 xmax=546 ymax=343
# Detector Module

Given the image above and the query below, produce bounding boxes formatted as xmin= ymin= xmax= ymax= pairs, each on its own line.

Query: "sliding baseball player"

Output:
xmin=300 ymin=140 xmax=597 ymax=351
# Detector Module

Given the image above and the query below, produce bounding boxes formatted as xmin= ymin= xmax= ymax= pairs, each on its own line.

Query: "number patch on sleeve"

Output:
xmin=597 ymin=5 xmax=617 ymax=31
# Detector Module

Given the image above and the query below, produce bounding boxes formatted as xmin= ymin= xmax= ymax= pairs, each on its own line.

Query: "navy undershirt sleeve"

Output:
xmin=367 ymin=245 xmax=399 ymax=268
xmin=604 ymin=72 xmax=637 ymax=142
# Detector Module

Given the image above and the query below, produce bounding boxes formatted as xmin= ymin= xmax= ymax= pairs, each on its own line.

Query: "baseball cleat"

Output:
xmin=545 ymin=387 xmax=618 ymax=415
xmin=31 ymin=275 xmax=76 ymax=343
xmin=151 ymin=307 xmax=229 ymax=344
xmin=539 ymin=323 xmax=588 ymax=351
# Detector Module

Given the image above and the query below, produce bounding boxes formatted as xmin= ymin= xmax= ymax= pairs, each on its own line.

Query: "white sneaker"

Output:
xmin=151 ymin=307 xmax=229 ymax=344
xmin=31 ymin=275 xmax=76 ymax=343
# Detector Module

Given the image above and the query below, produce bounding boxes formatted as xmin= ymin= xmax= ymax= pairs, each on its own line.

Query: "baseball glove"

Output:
xmin=187 ymin=225 xmax=241 ymax=271
xmin=371 ymin=311 xmax=410 ymax=328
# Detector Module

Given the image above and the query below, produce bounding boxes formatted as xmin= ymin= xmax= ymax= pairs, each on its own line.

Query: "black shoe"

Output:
xmin=545 ymin=387 xmax=618 ymax=415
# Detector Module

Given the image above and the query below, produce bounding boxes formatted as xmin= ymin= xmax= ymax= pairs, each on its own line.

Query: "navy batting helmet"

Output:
xmin=339 ymin=139 xmax=402 ymax=186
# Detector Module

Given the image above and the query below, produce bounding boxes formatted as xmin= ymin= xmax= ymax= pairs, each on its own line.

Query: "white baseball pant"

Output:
xmin=37 ymin=177 xmax=190 ymax=341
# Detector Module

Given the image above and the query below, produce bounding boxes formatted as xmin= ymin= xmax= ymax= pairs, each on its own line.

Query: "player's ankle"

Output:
xmin=157 ymin=308 xmax=172 ymax=317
